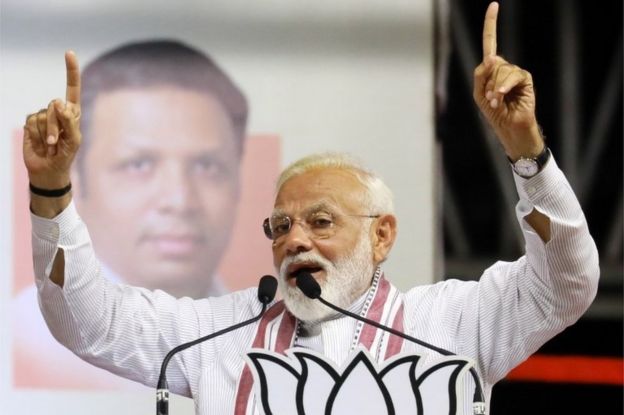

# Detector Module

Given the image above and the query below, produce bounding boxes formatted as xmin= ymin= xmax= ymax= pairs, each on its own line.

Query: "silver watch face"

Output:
xmin=514 ymin=158 xmax=539 ymax=178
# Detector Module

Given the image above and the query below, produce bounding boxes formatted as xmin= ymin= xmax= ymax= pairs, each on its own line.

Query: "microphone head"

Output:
xmin=257 ymin=275 xmax=278 ymax=304
xmin=295 ymin=272 xmax=322 ymax=299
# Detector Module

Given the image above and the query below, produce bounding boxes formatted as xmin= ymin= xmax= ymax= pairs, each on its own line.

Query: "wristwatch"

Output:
xmin=509 ymin=146 xmax=551 ymax=178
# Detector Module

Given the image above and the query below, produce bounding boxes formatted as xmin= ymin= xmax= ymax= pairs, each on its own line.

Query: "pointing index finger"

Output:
xmin=482 ymin=2 xmax=499 ymax=60
xmin=65 ymin=50 xmax=81 ymax=105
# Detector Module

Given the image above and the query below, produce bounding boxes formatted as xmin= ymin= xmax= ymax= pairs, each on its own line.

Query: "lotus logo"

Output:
xmin=246 ymin=347 xmax=474 ymax=414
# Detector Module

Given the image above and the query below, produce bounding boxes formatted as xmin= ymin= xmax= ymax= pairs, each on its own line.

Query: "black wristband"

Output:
xmin=29 ymin=182 xmax=72 ymax=198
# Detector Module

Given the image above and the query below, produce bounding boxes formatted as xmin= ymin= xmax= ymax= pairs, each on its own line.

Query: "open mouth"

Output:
xmin=286 ymin=263 xmax=324 ymax=281
xmin=290 ymin=266 xmax=323 ymax=279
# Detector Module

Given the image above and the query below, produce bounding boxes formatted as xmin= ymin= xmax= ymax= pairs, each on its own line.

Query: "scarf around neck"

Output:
xmin=234 ymin=272 xmax=405 ymax=415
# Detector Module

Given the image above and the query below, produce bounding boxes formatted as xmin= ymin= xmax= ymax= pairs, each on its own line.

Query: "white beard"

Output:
xmin=277 ymin=233 xmax=375 ymax=322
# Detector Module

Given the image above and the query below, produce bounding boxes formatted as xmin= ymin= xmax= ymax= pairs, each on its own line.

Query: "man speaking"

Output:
xmin=23 ymin=3 xmax=598 ymax=413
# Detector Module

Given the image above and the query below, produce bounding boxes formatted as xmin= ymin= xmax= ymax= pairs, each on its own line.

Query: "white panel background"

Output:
xmin=0 ymin=0 xmax=434 ymax=413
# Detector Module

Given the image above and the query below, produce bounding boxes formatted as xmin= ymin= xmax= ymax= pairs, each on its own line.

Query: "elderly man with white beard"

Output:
xmin=273 ymin=155 xmax=385 ymax=325
xmin=24 ymin=3 xmax=598 ymax=413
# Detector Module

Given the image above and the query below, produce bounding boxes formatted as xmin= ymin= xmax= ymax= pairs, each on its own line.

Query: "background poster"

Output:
xmin=1 ymin=1 xmax=434 ymax=413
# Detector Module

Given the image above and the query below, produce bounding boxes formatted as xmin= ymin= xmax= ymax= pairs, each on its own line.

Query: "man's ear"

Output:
xmin=371 ymin=214 xmax=397 ymax=265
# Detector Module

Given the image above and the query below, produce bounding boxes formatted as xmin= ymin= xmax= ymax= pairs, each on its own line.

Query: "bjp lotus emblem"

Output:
xmin=246 ymin=347 xmax=475 ymax=414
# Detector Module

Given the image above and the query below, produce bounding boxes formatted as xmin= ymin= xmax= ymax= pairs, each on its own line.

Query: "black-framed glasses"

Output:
xmin=263 ymin=211 xmax=380 ymax=241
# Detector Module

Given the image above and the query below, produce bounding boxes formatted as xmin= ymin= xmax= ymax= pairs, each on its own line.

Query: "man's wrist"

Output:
xmin=28 ymin=172 xmax=72 ymax=191
xmin=30 ymin=193 xmax=72 ymax=219
xmin=502 ymin=123 xmax=545 ymax=162
xmin=509 ymin=146 xmax=551 ymax=179
xmin=30 ymin=182 xmax=72 ymax=198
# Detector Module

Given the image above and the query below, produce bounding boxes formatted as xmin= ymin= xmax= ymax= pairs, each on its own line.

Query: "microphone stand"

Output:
xmin=156 ymin=303 xmax=268 ymax=415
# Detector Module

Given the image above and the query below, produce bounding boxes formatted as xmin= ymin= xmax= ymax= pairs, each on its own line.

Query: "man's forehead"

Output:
xmin=272 ymin=200 xmax=340 ymax=216
xmin=88 ymin=87 xmax=236 ymax=149
xmin=273 ymin=168 xmax=365 ymax=213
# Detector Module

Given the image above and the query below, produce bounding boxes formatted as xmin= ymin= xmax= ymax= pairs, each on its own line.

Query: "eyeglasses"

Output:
xmin=263 ymin=210 xmax=379 ymax=241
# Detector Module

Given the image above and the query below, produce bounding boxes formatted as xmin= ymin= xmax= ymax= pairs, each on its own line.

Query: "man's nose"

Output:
xmin=157 ymin=165 xmax=200 ymax=213
xmin=281 ymin=221 xmax=313 ymax=255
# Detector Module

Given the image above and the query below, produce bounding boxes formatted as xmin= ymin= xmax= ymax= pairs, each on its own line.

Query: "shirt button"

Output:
xmin=527 ymin=186 xmax=537 ymax=195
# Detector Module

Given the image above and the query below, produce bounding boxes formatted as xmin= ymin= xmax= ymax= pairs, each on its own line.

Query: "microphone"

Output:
xmin=156 ymin=275 xmax=278 ymax=415
xmin=296 ymin=272 xmax=486 ymax=415
xmin=257 ymin=273 xmax=278 ymax=304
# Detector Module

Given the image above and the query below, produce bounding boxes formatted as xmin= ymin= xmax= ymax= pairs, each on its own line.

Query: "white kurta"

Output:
xmin=31 ymin=157 xmax=599 ymax=414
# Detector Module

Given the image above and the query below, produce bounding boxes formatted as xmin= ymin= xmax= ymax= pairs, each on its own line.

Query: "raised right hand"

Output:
xmin=24 ymin=51 xmax=82 ymax=190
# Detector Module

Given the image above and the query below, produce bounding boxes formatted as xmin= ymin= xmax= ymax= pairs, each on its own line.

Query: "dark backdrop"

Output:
xmin=437 ymin=0 xmax=623 ymax=413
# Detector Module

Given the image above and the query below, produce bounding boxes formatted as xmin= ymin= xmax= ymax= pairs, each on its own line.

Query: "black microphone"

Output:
xmin=295 ymin=272 xmax=486 ymax=415
xmin=257 ymin=274 xmax=278 ymax=305
xmin=156 ymin=275 xmax=278 ymax=415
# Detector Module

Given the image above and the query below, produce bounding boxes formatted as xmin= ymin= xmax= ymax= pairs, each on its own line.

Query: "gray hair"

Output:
xmin=276 ymin=153 xmax=395 ymax=215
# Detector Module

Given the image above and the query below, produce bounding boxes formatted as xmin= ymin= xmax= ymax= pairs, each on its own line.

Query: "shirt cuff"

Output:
xmin=30 ymin=200 xmax=81 ymax=243
xmin=512 ymin=154 xmax=566 ymax=205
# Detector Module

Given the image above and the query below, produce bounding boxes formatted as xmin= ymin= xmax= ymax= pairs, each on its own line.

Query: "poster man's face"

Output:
xmin=75 ymin=86 xmax=240 ymax=298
